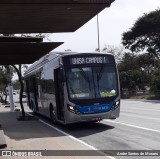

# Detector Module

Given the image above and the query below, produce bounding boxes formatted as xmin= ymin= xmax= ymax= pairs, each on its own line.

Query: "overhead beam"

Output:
xmin=0 ymin=0 xmax=114 ymax=34
xmin=0 ymin=0 xmax=114 ymax=5
xmin=0 ymin=42 xmax=63 ymax=64
xmin=0 ymin=36 xmax=43 ymax=42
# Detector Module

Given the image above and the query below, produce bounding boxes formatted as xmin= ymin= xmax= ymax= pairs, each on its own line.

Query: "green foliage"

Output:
xmin=151 ymin=70 xmax=160 ymax=91
xmin=102 ymin=45 xmax=124 ymax=62
xmin=122 ymin=9 xmax=160 ymax=55
xmin=12 ymin=80 xmax=20 ymax=90
xmin=0 ymin=66 xmax=15 ymax=91
xmin=0 ymin=68 xmax=8 ymax=91
xmin=118 ymin=53 xmax=138 ymax=72
xmin=118 ymin=53 xmax=154 ymax=90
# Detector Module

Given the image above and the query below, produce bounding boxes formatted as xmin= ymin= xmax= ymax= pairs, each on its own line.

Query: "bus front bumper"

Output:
xmin=65 ymin=107 xmax=120 ymax=124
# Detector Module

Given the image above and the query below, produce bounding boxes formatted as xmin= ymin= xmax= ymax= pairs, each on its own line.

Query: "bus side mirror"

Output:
xmin=58 ymin=69 xmax=65 ymax=82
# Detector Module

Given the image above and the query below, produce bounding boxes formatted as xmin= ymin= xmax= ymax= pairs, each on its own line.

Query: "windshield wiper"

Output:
xmin=97 ymin=64 xmax=105 ymax=91
xmin=97 ymin=64 xmax=105 ymax=81
xmin=79 ymin=68 xmax=91 ymax=91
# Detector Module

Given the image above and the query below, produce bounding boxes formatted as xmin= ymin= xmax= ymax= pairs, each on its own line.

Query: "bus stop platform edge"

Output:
xmin=0 ymin=103 xmax=109 ymax=159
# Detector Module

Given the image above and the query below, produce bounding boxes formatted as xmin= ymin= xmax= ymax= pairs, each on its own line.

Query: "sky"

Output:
xmin=13 ymin=0 xmax=160 ymax=80
xmin=48 ymin=0 xmax=160 ymax=52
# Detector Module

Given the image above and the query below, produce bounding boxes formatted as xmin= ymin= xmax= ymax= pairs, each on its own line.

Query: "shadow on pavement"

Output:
xmin=0 ymin=99 xmax=115 ymax=142
xmin=55 ymin=121 xmax=114 ymax=138
xmin=0 ymin=111 xmax=65 ymax=141
xmin=33 ymin=111 xmax=115 ymax=138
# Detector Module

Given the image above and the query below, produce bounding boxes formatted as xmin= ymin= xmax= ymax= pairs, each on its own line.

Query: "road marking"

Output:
xmin=40 ymin=120 xmax=115 ymax=159
xmin=105 ymin=120 xmax=160 ymax=133
xmin=26 ymin=112 xmax=115 ymax=159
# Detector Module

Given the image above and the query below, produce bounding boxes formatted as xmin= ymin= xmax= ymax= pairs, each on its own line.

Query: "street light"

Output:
xmin=97 ymin=14 xmax=100 ymax=52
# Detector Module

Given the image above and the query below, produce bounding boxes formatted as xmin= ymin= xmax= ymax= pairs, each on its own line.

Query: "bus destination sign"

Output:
xmin=70 ymin=57 xmax=109 ymax=65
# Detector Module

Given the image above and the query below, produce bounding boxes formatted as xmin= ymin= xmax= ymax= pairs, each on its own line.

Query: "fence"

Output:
xmin=121 ymin=90 xmax=160 ymax=100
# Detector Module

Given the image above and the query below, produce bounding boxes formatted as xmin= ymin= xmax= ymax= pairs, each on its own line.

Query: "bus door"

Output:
xmin=36 ymin=72 xmax=44 ymax=111
xmin=25 ymin=79 xmax=31 ymax=109
xmin=37 ymin=72 xmax=45 ymax=111
xmin=37 ymin=83 xmax=44 ymax=111
xmin=32 ymin=76 xmax=39 ymax=112
xmin=54 ymin=68 xmax=65 ymax=121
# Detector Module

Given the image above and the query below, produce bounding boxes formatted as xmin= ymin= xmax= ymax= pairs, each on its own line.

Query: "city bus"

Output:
xmin=24 ymin=52 xmax=120 ymax=124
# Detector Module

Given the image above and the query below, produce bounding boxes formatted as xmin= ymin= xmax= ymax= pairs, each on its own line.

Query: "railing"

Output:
xmin=121 ymin=90 xmax=160 ymax=100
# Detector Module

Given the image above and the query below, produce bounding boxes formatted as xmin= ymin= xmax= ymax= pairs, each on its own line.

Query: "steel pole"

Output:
xmin=97 ymin=14 xmax=100 ymax=52
xmin=8 ymin=84 xmax=14 ymax=112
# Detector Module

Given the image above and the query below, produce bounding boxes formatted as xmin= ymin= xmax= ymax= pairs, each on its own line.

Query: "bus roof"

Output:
xmin=24 ymin=51 xmax=114 ymax=76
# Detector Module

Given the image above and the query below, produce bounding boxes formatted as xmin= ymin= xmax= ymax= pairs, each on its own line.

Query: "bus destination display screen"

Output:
xmin=70 ymin=57 xmax=109 ymax=65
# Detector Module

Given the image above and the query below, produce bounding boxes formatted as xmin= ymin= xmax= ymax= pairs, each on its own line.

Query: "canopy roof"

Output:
xmin=0 ymin=0 xmax=114 ymax=34
xmin=0 ymin=37 xmax=63 ymax=64
xmin=0 ymin=0 xmax=114 ymax=64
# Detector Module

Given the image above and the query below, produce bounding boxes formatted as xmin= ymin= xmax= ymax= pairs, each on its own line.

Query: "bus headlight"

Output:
xmin=68 ymin=106 xmax=74 ymax=111
xmin=113 ymin=100 xmax=120 ymax=110
xmin=67 ymin=105 xmax=81 ymax=114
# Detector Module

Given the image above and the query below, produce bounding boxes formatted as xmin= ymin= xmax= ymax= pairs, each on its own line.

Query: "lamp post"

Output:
xmin=97 ymin=14 xmax=100 ymax=52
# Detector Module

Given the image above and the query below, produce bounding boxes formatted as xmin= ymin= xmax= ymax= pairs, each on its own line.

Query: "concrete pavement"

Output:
xmin=0 ymin=130 xmax=7 ymax=149
xmin=0 ymin=103 xmax=109 ymax=159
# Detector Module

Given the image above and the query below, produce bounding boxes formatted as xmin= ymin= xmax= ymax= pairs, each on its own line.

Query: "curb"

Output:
xmin=0 ymin=130 xmax=7 ymax=149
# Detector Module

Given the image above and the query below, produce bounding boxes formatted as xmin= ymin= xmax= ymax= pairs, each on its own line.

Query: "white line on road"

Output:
xmin=40 ymin=119 xmax=116 ymax=159
xmin=105 ymin=120 xmax=160 ymax=133
xmin=26 ymin=112 xmax=115 ymax=159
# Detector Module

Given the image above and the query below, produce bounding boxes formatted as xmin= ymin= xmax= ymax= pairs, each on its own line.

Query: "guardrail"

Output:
xmin=121 ymin=90 xmax=160 ymax=99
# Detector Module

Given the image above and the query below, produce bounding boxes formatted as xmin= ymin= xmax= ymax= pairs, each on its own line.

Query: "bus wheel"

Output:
xmin=50 ymin=105 xmax=57 ymax=124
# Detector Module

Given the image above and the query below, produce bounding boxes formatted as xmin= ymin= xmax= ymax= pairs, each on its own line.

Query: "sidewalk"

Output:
xmin=0 ymin=102 xmax=109 ymax=159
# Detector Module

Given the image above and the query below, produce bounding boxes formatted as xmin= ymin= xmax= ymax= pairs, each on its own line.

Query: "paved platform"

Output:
xmin=0 ymin=103 xmax=109 ymax=159
xmin=0 ymin=130 xmax=7 ymax=149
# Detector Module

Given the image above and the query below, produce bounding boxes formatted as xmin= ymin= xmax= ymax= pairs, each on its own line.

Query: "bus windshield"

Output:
xmin=66 ymin=65 xmax=118 ymax=100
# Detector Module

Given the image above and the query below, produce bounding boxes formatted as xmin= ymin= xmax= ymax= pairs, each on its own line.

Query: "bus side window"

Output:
xmin=46 ymin=80 xmax=54 ymax=94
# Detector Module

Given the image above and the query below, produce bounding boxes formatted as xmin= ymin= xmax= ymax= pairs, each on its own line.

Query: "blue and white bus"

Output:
xmin=24 ymin=52 xmax=120 ymax=124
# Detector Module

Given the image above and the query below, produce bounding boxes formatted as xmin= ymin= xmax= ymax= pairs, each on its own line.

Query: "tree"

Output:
xmin=12 ymin=80 xmax=20 ymax=90
xmin=137 ymin=53 xmax=155 ymax=75
xmin=11 ymin=65 xmax=26 ymax=117
xmin=151 ymin=69 xmax=160 ymax=91
xmin=122 ymin=9 xmax=160 ymax=55
xmin=118 ymin=52 xmax=141 ymax=73
xmin=0 ymin=68 xmax=7 ymax=102
xmin=102 ymin=45 xmax=124 ymax=62
xmin=0 ymin=33 xmax=49 ymax=119
xmin=118 ymin=53 xmax=151 ymax=90
xmin=0 ymin=66 xmax=14 ymax=103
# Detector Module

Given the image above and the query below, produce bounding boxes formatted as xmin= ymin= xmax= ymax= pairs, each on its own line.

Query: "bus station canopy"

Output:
xmin=0 ymin=37 xmax=63 ymax=64
xmin=0 ymin=0 xmax=114 ymax=34
xmin=0 ymin=0 xmax=114 ymax=64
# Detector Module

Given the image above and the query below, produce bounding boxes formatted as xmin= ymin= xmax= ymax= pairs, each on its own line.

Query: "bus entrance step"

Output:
xmin=0 ymin=130 xmax=7 ymax=149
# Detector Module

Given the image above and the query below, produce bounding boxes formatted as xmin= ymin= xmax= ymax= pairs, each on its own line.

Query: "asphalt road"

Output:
xmin=12 ymin=95 xmax=160 ymax=158
xmin=53 ymin=100 xmax=160 ymax=155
